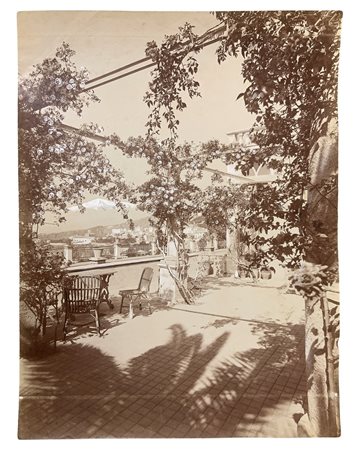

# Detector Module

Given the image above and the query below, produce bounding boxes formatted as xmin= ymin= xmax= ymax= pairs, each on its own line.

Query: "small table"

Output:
xmin=98 ymin=273 xmax=114 ymax=309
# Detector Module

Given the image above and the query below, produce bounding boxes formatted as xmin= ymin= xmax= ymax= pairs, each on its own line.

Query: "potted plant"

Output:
xmin=260 ymin=264 xmax=276 ymax=280
xmin=90 ymin=245 xmax=106 ymax=263
xmin=237 ymin=266 xmax=247 ymax=278
xmin=242 ymin=251 xmax=259 ymax=280
xmin=93 ymin=247 xmax=104 ymax=259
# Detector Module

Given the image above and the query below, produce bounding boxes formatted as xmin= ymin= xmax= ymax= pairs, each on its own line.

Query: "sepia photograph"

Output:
xmin=17 ymin=5 xmax=343 ymax=440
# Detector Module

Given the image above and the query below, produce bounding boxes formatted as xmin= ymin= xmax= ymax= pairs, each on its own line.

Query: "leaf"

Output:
xmin=236 ymin=92 xmax=245 ymax=101
xmin=329 ymin=306 xmax=338 ymax=316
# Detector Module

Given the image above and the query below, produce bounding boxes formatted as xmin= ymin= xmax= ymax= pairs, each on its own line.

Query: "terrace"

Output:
xmin=17 ymin=10 xmax=340 ymax=439
xmin=19 ymin=256 xmax=307 ymax=439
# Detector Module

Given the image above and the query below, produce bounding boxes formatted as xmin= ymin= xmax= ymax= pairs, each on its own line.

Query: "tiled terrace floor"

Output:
xmin=19 ymin=278 xmax=306 ymax=438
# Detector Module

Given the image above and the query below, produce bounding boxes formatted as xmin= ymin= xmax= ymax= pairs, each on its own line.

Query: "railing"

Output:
xmin=49 ymin=242 xmax=156 ymax=264
xmin=227 ymin=129 xmax=256 ymax=147
xmin=51 ymin=241 xmax=225 ymax=266
xmin=65 ymin=249 xmax=229 ymax=298
xmin=71 ymin=245 xmax=114 ymax=262
xmin=67 ymin=256 xmax=162 ymax=295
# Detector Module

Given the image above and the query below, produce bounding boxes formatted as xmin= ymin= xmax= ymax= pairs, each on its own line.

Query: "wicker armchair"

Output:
xmin=63 ymin=275 xmax=102 ymax=340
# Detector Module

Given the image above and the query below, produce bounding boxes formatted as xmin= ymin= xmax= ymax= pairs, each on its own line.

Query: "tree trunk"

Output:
xmin=299 ymin=123 xmax=340 ymax=436
xmin=301 ymin=293 xmax=329 ymax=436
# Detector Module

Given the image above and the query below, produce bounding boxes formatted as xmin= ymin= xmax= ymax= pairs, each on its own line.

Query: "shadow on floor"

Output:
xmin=41 ymin=294 xmax=171 ymax=345
xmin=19 ymin=319 xmax=306 ymax=439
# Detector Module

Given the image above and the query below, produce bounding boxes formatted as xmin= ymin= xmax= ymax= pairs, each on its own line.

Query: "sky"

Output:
xmin=18 ymin=11 xmax=255 ymax=233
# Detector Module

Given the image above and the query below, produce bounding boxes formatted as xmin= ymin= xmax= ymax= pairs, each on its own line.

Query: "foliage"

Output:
xmin=198 ymin=182 xmax=251 ymax=237
xmin=20 ymin=240 xmax=66 ymax=342
xmin=111 ymin=136 xmax=204 ymax=221
xmin=197 ymin=233 xmax=209 ymax=252
xmin=144 ymin=23 xmax=201 ymax=138
xmin=290 ymin=262 xmax=329 ymax=298
xmin=19 ymin=43 xmax=129 ymax=232
xmin=109 ymin=131 xmax=253 ymax=301
xmin=143 ymin=11 xmax=341 ymax=272
xmin=19 ymin=43 xmax=130 ymax=349
xmin=19 ymin=42 xmax=98 ymax=115
xmin=109 ymin=135 xmax=210 ymax=302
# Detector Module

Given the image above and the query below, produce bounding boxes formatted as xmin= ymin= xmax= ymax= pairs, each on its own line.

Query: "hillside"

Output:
xmin=40 ymin=215 xmax=152 ymax=241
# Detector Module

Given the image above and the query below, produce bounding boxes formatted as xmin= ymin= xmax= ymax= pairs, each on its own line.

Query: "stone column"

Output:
xmin=114 ymin=240 xmax=121 ymax=259
xmin=158 ymin=239 xmax=183 ymax=304
xmin=225 ymin=227 xmax=239 ymax=276
xmin=167 ymin=240 xmax=178 ymax=257
xmin=226 ymin=226 xmax=233 ymax=250
xmin=189 ymin=240 xmax=197 ymax=252
xmin=63 ymin=245 xmax=73 ymax=263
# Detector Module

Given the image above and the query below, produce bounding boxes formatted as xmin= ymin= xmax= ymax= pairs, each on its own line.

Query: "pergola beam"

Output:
xmin=59 ymin=123 xmax=275 ymax=186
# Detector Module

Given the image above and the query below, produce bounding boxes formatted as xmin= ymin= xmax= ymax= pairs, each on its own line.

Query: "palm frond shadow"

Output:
xmin=19 ymin=320 xmax=306 ymax=438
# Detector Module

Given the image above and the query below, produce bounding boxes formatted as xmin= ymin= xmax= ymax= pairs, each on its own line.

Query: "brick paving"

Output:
xmin=19 ymin=278 xmax=306 ymax=438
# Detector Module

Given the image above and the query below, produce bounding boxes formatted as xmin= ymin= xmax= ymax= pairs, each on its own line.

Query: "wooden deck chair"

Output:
xmin=63 ymin=275 xmax=102 ymax=340
xmin=119 ymin=267 xmax=154 ymax=315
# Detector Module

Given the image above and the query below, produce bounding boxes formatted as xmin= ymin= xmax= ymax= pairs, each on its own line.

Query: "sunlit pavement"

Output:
xmin=19 ymin=278 xmax=306 ymax=438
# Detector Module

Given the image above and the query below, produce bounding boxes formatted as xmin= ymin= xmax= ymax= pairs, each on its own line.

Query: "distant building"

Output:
xmin=70 ymin=236 xmax=95 ymax=245
xmin=185 ymin=225 xmax=207 ymax=241
xmin=226 ymin=130 xmax=277 ymax=183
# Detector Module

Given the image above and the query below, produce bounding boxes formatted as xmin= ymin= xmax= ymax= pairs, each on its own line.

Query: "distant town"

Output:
xmin=40 ymin=216 xmax=214 ymax=263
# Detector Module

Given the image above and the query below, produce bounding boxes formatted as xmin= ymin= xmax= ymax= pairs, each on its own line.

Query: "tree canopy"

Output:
xmin=143 ymin=11 xmax=341 ymax=271
xmin=19 ymin=43 xmax=130 ymax=348
xmin=19 ymin=43 xmax=130 ymax=239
